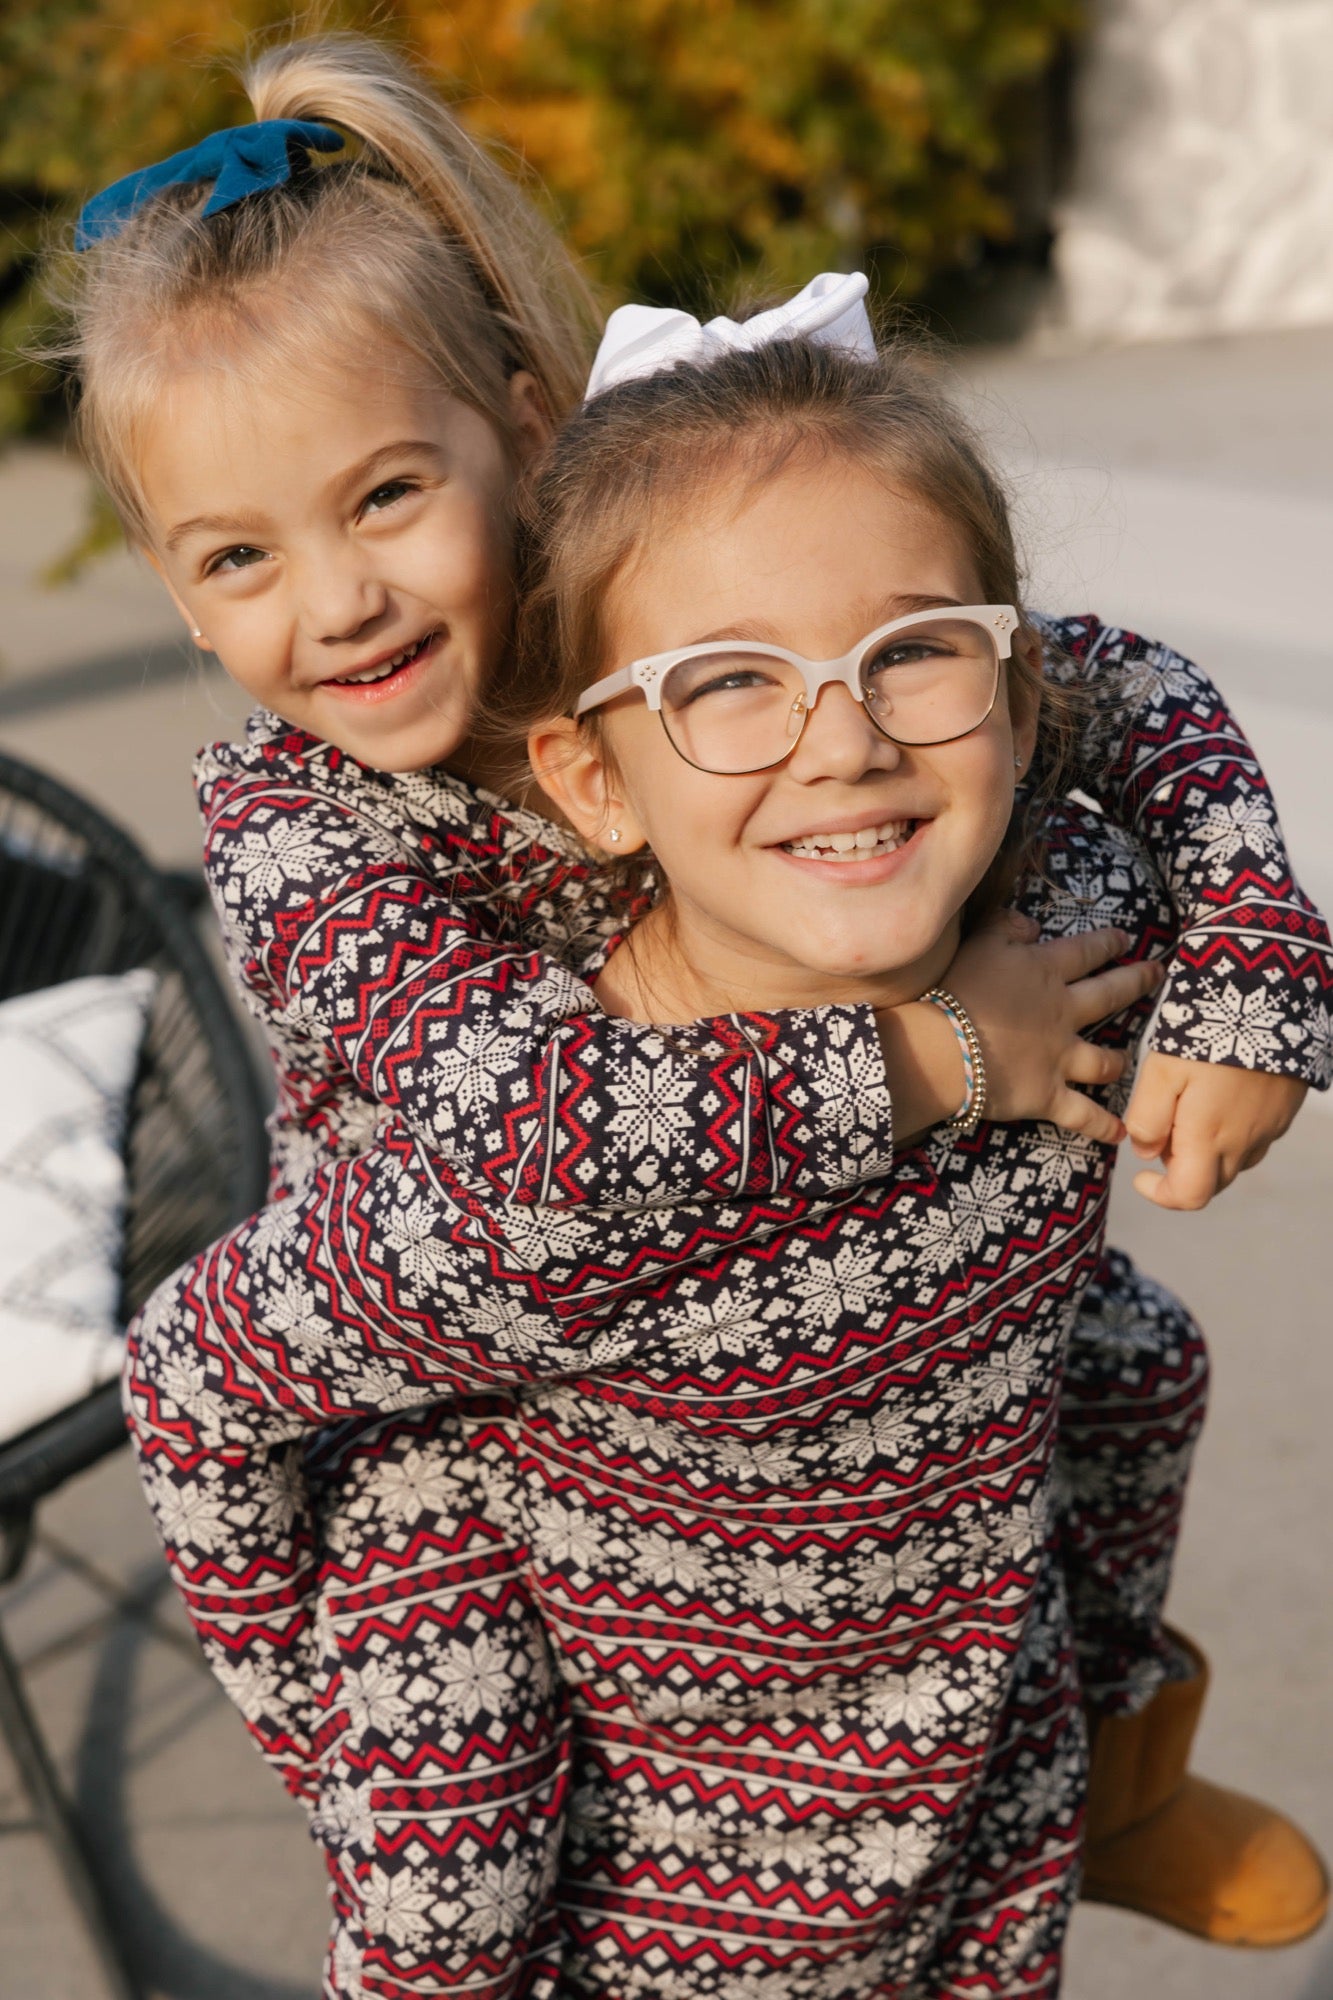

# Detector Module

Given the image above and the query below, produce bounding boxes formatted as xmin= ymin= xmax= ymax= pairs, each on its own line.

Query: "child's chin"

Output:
xmin=783 ymin=937 xmax=916 ymax=981
xmin=346 ymin=720 xmax=465 ymax=773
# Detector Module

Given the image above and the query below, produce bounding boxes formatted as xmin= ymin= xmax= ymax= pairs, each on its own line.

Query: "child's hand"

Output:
xmin=1124 ymin=1052 xmax=1307 ymax=1209
xmin=945 ymin=913 xmax=1164 ymax=1145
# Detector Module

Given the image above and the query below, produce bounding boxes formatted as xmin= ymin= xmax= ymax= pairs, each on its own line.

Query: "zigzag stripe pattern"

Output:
xmin=126 ymin=618 xmax=1331 ymax=1996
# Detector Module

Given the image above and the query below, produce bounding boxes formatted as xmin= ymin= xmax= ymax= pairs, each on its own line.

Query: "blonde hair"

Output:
xmin=506 ymin=334 xmax=1088 ymax=920
xmin=52 ymin=32 xmax=598 ymax=543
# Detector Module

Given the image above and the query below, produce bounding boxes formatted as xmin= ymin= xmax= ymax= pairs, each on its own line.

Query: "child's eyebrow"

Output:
xmin=854 ymin=591 xmax=965 ymax=628
xmin=165 ymin=509 xmax=270 ymax=553
xmin=685 ymin=593 xmax=965 ymax=649
xmin=336 ymin=440 xmax=445 ymax=494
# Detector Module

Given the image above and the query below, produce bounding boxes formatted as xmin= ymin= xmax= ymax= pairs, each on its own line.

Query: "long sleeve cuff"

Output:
xmin=1149 ymin=896 xmax=1333 ymax=1087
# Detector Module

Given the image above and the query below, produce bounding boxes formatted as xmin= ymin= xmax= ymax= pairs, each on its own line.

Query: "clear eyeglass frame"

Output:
xmin=573 ymin=603 xmax=1019 ymax=775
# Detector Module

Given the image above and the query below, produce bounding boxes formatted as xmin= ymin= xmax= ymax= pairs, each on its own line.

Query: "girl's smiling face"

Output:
xmin=138 ymin=344 xmax=541 ymax=773
xmin=536 ymin=453 xmax=1037 ymax=1017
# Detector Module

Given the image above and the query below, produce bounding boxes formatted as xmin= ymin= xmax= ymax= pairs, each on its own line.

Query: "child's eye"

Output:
xmin=683 ymin=668 xmax=775 ymax=703
xmin=362 ymin=480 xmax=417 ymax=515
xmin=869 ymin=639 xmax=950 ymax=671
xmin=206 ymin=545 xmax=267 ymax=576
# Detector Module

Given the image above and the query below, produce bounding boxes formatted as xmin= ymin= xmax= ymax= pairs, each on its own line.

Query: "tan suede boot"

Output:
xmin=1082 ymin=1629 xmax=1330 ymax=1945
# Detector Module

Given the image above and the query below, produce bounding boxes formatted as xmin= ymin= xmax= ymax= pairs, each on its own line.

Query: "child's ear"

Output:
xmin=527 ymin=717 xmax=648 ymax=857
xmin=508 ymin=371 xmax=554 ymax=463
xmin=141 ymin=547 xmax=214 ymax=652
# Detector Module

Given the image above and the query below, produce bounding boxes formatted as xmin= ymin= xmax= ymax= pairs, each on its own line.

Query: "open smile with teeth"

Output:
xmin=783 ymin=818 xmax=918 ymax=861
xmin=332 ymin=632 xmax=434 ymax=687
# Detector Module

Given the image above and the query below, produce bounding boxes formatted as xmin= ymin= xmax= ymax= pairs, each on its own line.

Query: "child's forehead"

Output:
xmin=606 ymin=460 xmax=982 ymax=662
xmin=630 ymin=452 xmax=978 ymax=590
xmin=161 ymin=306 xmax=445 ymax=422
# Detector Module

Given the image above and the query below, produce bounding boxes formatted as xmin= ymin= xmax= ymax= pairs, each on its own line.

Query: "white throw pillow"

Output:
xmin=0 ymin=970 xmax=155 ymax=1445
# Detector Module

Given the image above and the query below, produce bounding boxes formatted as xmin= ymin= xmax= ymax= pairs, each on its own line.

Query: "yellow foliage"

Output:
xmin=0 ymin=0 xmax=1080 ymax=435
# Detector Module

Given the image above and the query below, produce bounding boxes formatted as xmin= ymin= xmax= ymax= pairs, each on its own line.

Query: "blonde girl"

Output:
xmin=56 ymin=30 xmax=1326 ymax=1995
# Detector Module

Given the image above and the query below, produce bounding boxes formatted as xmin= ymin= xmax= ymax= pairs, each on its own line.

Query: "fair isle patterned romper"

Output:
xmin=124 ymin=619 xmax=1331 ymax=1999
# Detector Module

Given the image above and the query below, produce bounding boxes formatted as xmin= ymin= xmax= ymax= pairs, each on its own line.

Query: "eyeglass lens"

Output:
xmin=658 ymin=615 xmax=1001 ymax=774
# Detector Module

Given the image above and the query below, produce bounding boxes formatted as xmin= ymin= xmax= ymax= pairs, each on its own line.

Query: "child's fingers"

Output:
xmin=1132 ymin=1143 xmax=1221 ymax=1211
xmin=1040 ymin=926 xmax=1130 ymax=984
xmin=1124 ymin=1053 xmax=1187 ymax=1161
xmin=1048 ymin=1086 xmax=1126 ymax=1147
xmin=1063 ymin=1037 xmax=1126 ymax=1088
xmin=1065 ymin=957 xmax=1164 ymax=1031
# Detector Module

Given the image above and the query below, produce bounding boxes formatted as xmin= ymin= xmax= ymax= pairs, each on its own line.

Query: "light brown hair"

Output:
xmin=47 ymin=32 xmax=599 ymax=545
xmin=505 ymin=333 xmax=1086 ymax=919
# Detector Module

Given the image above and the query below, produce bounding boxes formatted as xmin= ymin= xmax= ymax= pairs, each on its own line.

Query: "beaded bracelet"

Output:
xmin=920 ymin=987 xmax=988 ymax=1138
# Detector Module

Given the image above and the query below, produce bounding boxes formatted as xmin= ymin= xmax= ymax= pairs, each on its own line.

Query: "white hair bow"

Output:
xmin=584 ymin=270 xmax=875 ymax=402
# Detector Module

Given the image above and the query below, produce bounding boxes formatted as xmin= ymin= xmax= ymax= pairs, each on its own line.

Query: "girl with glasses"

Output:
xmin=100 ymin=151 xmax=1332 ymax=1984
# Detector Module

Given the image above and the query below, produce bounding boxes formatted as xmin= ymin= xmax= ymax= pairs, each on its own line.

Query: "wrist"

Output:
xmin=875 ymin=1000 xmax=969 ymax=1145
xmin=919 ymin=987 xmax=988 ymax=1137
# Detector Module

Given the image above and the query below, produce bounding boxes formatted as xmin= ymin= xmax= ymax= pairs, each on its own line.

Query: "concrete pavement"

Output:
xmin=1 ymin=324 xmax=1331 ymax=1999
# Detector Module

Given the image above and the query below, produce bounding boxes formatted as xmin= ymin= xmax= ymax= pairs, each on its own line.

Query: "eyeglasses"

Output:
xmin=574 ymin=604 xmax=1017 ymax=775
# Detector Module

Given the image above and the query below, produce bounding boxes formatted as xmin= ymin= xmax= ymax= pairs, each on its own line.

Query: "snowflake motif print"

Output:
xmin=231 ymin=817 xmax=346 ymax=907
xmin=263 ymin=1271 xmax=336 ymax=1363
xmin=421 ymin=1015 xmax=530 ymax=1130
xmin=947 ymin=1160 xmax=1027 ymax=1261
xmin=851 ymin=1816 xmax=938 ymax=1889
xmin=339 ymin=1658 xmax=414 ymax=1737
xmin=423 ymin=1631 xmax=517 ymax=1723
xmin=1186 ymin=787 xmax=1284 ymax=887
xmin=603 ymin=1054 xmax=700 ymax=1171
xmin=365 ymin=1445 xmax=466 ymax=1530
xmin=1159 ymin=978 xmax=1294 ymax=1065
xmin=460 ymin=1857 xmax=537 ymax=1942
xmin=787 ymin=1234 xmax=902 ymax=1330
xmin=362 ymin=1862 xmax=436 ymax=1950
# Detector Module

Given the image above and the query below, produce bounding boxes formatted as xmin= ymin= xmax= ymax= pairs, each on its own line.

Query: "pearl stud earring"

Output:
xmin=608 ymin=828 xmax=622 ymax=845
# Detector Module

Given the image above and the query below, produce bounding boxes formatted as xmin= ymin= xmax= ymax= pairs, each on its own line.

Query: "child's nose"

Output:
xmin=786 ymin=681 xmax=900 ymax=782
xmin=296 ymin=544 xmax=388 ymax=642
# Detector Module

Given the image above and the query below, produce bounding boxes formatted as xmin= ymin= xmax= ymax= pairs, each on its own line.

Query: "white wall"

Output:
xmin=1055 ymin=0 xmax=1333 ymax=339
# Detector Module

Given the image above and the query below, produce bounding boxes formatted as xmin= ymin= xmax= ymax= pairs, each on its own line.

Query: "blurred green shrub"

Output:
xmin=1 ymin=0 xmax=1079 ymax=446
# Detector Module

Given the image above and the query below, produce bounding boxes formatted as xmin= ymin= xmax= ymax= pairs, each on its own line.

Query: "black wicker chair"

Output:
xmin=0 ymin=751 xmax=268 ymax=2000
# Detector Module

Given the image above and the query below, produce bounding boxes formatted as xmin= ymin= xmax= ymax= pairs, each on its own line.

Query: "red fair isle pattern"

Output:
xmin=299 ymin=1243 xmax=1208 ymax=2000
xmin=126 ymin=619 xmax=1330 ymax=1998
xmin=1055 ymin=1248 xmax=1209 ymax=1716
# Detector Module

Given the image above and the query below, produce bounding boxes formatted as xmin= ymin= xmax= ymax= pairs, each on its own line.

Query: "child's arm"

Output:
xmin=199 ymin=731 xmax=896 ymax=1208
xmin=1038 ymin=618 xmax=1332 ymax=1203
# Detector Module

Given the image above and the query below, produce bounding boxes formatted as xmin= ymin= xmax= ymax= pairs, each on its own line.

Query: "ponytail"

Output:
xmin=243 ymin=35 xmax=596 ymax=417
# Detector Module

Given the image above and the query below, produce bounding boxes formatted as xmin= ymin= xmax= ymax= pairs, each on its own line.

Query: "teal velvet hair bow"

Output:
xmin=75 ymin=120 xmax=345 ymax=251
